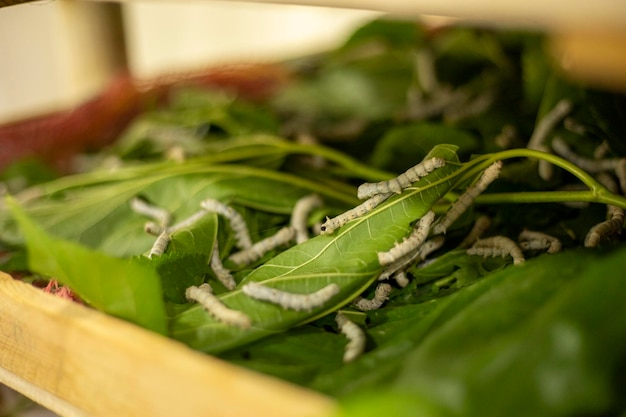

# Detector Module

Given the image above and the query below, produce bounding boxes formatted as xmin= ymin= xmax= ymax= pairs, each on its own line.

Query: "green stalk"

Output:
xmin=456 ymin=149 xmax=626 ymax=210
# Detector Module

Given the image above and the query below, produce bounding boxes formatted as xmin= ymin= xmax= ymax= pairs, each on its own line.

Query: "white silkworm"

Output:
xmin=353 ymin=283 xmax=392 ymax=311
xmin=357 ymin=158 xmax=446 ymax=199
xmin=200 ymin=198 xmax=252 ymax=250
xmin=168 ymin=210 xmax=209 ymax=233
xmin=433 ymin=161 xmax=502 ymax=235
xmin=148 ymin=231 xmax=171 ymax=259
xmin=466 ymin=236 xmax=525 ymax=265
xmin=228 ymin=226 xmax=295 ymax=266
xmin=320 ymin=193 xmax=391 ymax=235
xmin=593 ymin=140 xmax=610 ymax=160
xmin=584 ymin=208 xmax=624 ymax=247
xmin=527 ymin=99 xmax=572 ymax=181
xmin=185 ymin=284 xmax=251 ymax=328
xmin=335 ymin=312 xmax=366 ymax=363
xmin=290 ymin=194 xmax=323 ymax=244
xmin=527 ymin=99 xmax=572 ymax=151
xmin=241 ymin=282 xmax=339 ymax=311
xmin=130 ymin=197 xmax=172 ymax=227
xmin=414 ymin=48 xmax=440 ymax=94
xmin=551 ymin=136 xmax=621 ymax=173
xmin=377 ymin=210 xmax=435 ymax=266
xmin=378 ymin=236 xmax=445 ymax=281
xmin=145 ymin=210 xmax=209 ymax=255
xmin=392 ymin=270 xmax=410 ymax=288
xmin=457 ymin=215 xmax=492 ymax=249
xmin=209 ymin=241 xmax=236 ymax=290
xmin=518 ymin=229 xmax=562 ymax=254
xmin=444 ymin=90 xmax=495 ymax=123
xmin=144 ymin=221 xmax=164 ymax=236
xmin=616 ymin=158 xmax=626 ymax=195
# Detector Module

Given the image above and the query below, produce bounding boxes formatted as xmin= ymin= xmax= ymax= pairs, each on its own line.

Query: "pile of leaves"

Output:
xmin=2 ymin=18 xmax=626 ymax=417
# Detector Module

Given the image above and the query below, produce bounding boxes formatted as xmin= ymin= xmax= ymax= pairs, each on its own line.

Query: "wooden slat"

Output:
xmin=0 ymin=272 xmax=337 ymax=417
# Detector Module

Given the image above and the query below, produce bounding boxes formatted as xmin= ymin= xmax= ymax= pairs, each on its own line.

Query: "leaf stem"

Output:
xmin=460 ymin=149 xmax=626 ymax=209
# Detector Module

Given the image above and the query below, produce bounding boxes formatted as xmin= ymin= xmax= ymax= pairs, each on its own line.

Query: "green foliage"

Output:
xmin=1 ymin=17 xmax=626 ymax=417
xmin=7 ymin=197 xmax=167 ymax=333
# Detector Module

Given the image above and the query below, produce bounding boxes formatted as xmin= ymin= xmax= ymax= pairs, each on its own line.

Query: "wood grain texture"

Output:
xmin=0 ymin=272 xmax=336 ymax=417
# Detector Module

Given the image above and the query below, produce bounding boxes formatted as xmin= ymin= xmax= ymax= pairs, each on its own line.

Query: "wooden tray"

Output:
xmin=0 ymin=272 xmax=337 ymax=417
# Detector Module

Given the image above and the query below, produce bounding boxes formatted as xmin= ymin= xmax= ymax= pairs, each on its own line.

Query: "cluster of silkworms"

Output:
xmin=521 ymin=100 xmax=626 ymax=247
xmin=130 ymin=193 xmax=366 ymax=361
xmin=129 ymin=137 xmax=623 ymax=363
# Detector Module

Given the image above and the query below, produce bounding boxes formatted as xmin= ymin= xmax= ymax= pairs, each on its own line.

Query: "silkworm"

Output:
xmin=593 ymin=140 xmax=610 ymax=160
xmin=466 ymin=236 xmax=525 ymax=265
xmin=209 ymin=241 xmax=236 ymax=290
xmin=241 ymin=282 xmax=339 ymax=312
xmin=357 ymin=158 xmax=446 ymax=199
xmin=414 ymin=48 xmax=440 ymax=94
xmin=444 ymin=90 xmax=495 ymax=123
xmin=584 ymin=208 xmax=624 ymax=247
xmin=378 ymin=236 xmax=445 ymax=281
xmin=228 ymin=226 xmax=295 ymax=266
xmin=353 ymin=283 xmax=392 ymax=311
xmin=335 ymin=312 xmax=366 ymax=363
xmin=551 ymin=136 xmax=620 ymax=173
xmin=320 ymin=192 xmax=391 ymax=235
xmin=185 ymin=284 xmax=251 ymax=328
xmin=290 ymin=194 xmax=323 ymax=244
xmin=168 ymin=210 xmax=209 ymax=233
xmin=377 ymin=210 xmax=435 ymax=266
xmin=148 ymin=231 xmax=171 ymax=259
xmin=392 ymin=270 xmax=410 ymax=288
xmin=518 ymin=229 xmax=562 ymax=254
xmin=433 ymin=161 xmax=502 ymax=235
xmin=130 ymin=197 xmax=172 ymax=227
xmin=616 ymin=158 xmax=626 ymax=195
xmin=527 ymin=99 xmax=572 ymax=151
xmin=145 ymin=210 xmax=209 ymax=253
xmin=527 ymin=99 xmax=572 ymax=180
xmin=457 ymin=215 xmax=492 ymax=249
xmin=144 ymin=221 xmax=164 ymax=236
xmin=200 ymin=198 xmax=252 ymax=250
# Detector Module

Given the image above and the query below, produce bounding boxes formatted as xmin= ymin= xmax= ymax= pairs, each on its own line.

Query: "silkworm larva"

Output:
xmin=466 ymin=236 xmax=525 ymax=265
xmin=144 ymin=221 xmax=164 ymax=236
xmin=200 ymin=198 xmax=252 ymax=250
xmin=209 ymin=241 xmax=236 ymax=290
xmin=148 ymin=231 xmax=171 ymax=259
xmin=584 ymin=208 xmax=625 ymax=248
xmin=377 ymin=210 xmax=435 ymax=266
xmin=290 ymin=194 xmax=323 ymax=244
xmin=320 ymin=193 xmax=391 ymax=235
xmin=335 ymin=312 xmax=366 ymax=363
xmin=433 ymin=161 xmax=502 ymax=235
xmin=527 ymin=99 xmax=572 ymax=151
xmin=228 ymin=226 xmax=295 ymax=266
xmin=378 ymin=236 xmax=445 ymax=281
xmin=357 ymin=158 xmax=445 ymax=199
xmin=392 ymin=270 xmax=410 ymax=288
xmin=551 ymin=137 xmax=620 ymax=173
xmin=457 ymin=215 xmax=491 ymax=249
xmin=353 ymin=283 xmax=392 ymax=311
xmin=527 ymin=99 xmax=572 ymax=181
xmin=168 ymin=210 xmax=209 ymax=233
xmin=130 ymin=197 xmax=172 ymax=227
xmin=616 ymin=158 xmax=626 ymax=195
xmin=518 ymin=229 xmax=562 ymax=254
xmin=241 ymin=282 xmax=339 ymax=312
xmin=185 ymin=284 xmax=251 ymax=328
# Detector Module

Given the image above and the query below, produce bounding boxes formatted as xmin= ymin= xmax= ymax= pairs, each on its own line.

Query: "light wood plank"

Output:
xmin=0 ymin=272 xmax=337 ymax=417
